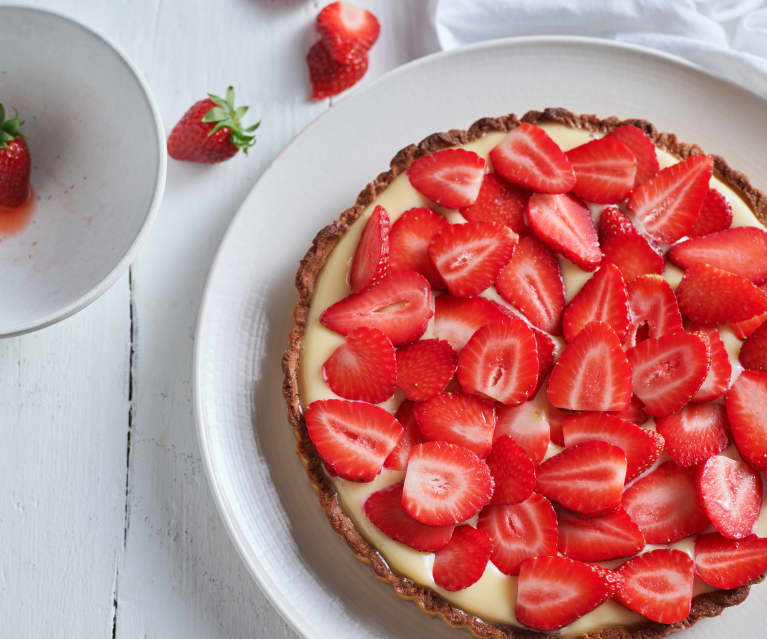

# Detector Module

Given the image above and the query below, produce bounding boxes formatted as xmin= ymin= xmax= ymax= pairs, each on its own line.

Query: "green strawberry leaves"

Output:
xmin=0 ymin=103 xmax=25 ymax=150
xmin=201 ymin=87 xmax=259 ymax=154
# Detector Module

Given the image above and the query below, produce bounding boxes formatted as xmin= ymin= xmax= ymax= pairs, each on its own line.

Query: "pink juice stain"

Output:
xmin=0 ymin=187 xmax=36 ymax=237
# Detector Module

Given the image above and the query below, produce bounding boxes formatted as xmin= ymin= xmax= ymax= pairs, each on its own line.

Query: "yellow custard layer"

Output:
xmin=298 ymin=123 xmax=767 ymax=635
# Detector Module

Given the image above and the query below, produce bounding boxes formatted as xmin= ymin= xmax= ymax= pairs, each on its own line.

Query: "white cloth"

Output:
xmin=433 ymin=0 xmax=767 ymax=97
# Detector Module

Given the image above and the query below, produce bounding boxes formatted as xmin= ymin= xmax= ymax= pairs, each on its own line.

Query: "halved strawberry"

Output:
xmin=493 ymin=385 xmax=554 ymax=465
xmin=432 ymin=524 xmax=492 ymax=591
xmin=516 ymin=555 xmax=611 ymax=631
xmin=616 ymin=549 xmax=694 ymax=624
xmin=396 ymin=338 xmax=457 ymax=401
xmin=547 ymin=322 xmax=633 ymax=412
xmin=562 ymin=263 xmax=630 ymax=342
xmin=698 ymin=454 xmax=762 ymax=540
xmin=305 ymin=399 xmax=403 ymax=481
xmin=350 ymin=205 xmax=389 ymax=293
xmin=609 ymin=394 xmax=648 ymax=425
xmin=433 ymin=295 xmax=508 ymax=351
xmin=459 ymin=172 xmax=528 ymax=233
xmin=689 ymin=188 xmax=733 ymax=236
xmin=530 ymin=327 xmax=558 ymax=386
xmin=407 ymin=148 xmax=486 ymax=209
xmin=389 ymin=207 xmax=449 ymax=288
xmin=527 ymin=193 xmax=601 ymax=271
xmin=740 ymin=320 xmax=767 ymax=372
xmin=556 ymin=505 xmax=644 ymax=562
xmin=606 ymin=125 xmax=659 ymax=187
xmin=621 ymin=461 xmax=709 ymax=544
xmin=363 ymin=482 xmax=454 ymax=551
xmin=593 ymin=566 xmax=626 ymax=598
xmin=402 ymin=441 xmax=493 ymax=525
xmin=485 ymin=435 xmax=536 ymax=505
xmin=545 ymin=402 xmax=568 ymax=447
xmin=626 ymin=275 xmax=683 ymax=342
xmin=562 ymin=412 xmax=665 ymax=481
xmin=566 ymin=136 xmax=637 ymax=203
xmin=692 ymin=329 xmax=732 ymax=402
xmin=627 ymin=154 xmax=713 ymax=244
xmin=726 ymin=371 xmax=767 ymax=470
xmin=694 ymin=532 xmax=767 ymax=589
xmin=384 ymin=401 xmax=424 ymax=470
xmin=495 ymin=235 xmax=565 ymax=334
xmin=655 ymin=403 xmax=729 ymax=467
xmin=627 ymin=332 xmax=709 ymax=418
xmin=415 ymin=392 xmax=496 ymax=458
xmin=535 ymin=441 xmax=627 ymax=515
xmin=729 ymin=286 xmax=767 ymax=338
xmin=598 ymin=207 xmax=664 ymax=282
xmin=316 ymin=1 xmax=380 ymax=64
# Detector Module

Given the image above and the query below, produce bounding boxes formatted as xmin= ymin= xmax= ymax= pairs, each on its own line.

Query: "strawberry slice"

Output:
xmin=320 ymin=271 xmax=433 ymax=345
xmin=729 ymin=285 xmax=767 ymax=338
xmin=389 ymin=207 xmax=449 ymax=288
xmin=321 ymin=327 xmax=396 ymax=403
xmin=495 ymin=235 xmax=565 ymax=334
xmin=316 ymin=1 xmax=380 ymax=64
xmin=694 ymin=532 xmax=767 ymax=589
xmin=527 ymin=193 xmax=601 ymax=271
xmin=556 ymin=506 xmax=644 ymax=562
xmin=457 ymin=318 xmax=539 ymax=405
xmin=459 ymin=173 xmax=528 ymax=233
xmin=363 ymin=482 xmax=454 ymax=551
xmin=692 ymin=329 xmax=731 ymax=401
xmin=598 ymin=207 xmax=664 ymax=282
xmin=698 ymin=454 xmax=762 ymax=540
xmin=305 ymin=399 xmax=403 ymax=481
xmin=621 ymin=461 xmax=710 ymax=543
xmin=593 ymin=566 xmax=626 ymax=598
xmin=545 ymin=403 xmax=568 ymax=446
xmin=432 ymin=524 xmax=492 ymax=591
xmin=627 ymin=154 xmax=713 ymax=244
xmin=415 ymin=392 xmax=496 ymax=458
xmin=407 ymin=148 xmax=486 ymax=209
xmin=627 ymin=332 xmax=709 ymax=418
xmin=610 ymin=394 xmax=648 ymax=425
xmin=485 ymin=435 xmax=536 ymax=505
xmin=606 ymin=125 xmax=659 ymax=187
xmin=726 ymin=371 xmax=767 ymax=470
xmin=477 ymin=494 xmax=558 ymax=576
xmin=616 ymin=549 xmax=694 ymax=624
xmin=740 ymin=320 xmax=767 ymax=372
xmin=626 ymin=275 xmax=683 ymax=342
xmin=689 ymin=188 xmax=733 ymax=236
xmin=350 ymin=205 xmax=390 ymax=293
xmin=566 ymin=137 xmax=637 ymax=203
xmin=396 ymin=338 xmax=457 ymax=401
xmin=384 ymin=401 xmax=424 ymax=470
xmin=402 ymin=441 xmax=493 ymax=526
xmin=433 ymin=295 xmax=508 ymax=351
xmin=562 ymin=263 xmax=630 ymax=342
xmin=547 ymin=322 xmax=633 ymax=412
xmin=562 ymin=412 xmax=665 ymax=481
xmin=489 ymin=123 xmax=576 ymax=193
xmin=516 ymin=555 xmax=611 ymax=631
xmin=494 ymin=386 xmax=555 ymax=465
xmin=531 ymin=327 xmax=558 ymax=386
xmin=535 ymin=441 xmax=627 ymax=515
xmin=655 ymin=403 xmax=729 ymax=467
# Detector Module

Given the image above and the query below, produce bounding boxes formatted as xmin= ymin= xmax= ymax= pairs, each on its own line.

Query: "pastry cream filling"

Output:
xmin=299 ymin=123 xmax=767 ymax=635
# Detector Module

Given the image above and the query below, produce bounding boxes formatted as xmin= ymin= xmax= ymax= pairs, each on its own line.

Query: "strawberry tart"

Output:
xmin=282 ymin=108 xmax=767 ymax=637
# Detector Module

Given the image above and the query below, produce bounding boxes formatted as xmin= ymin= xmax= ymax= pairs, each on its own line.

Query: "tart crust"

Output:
xmin=281 ymin=108 xmax=767 ymax=638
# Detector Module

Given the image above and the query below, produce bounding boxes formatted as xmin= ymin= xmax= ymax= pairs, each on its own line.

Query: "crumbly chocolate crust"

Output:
xmin=281 ymin=108 xmax=767 ymax=639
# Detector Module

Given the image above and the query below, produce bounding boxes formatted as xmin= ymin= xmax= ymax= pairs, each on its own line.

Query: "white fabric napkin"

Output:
xmin=433 ymin=0 xmax=767 ymax=97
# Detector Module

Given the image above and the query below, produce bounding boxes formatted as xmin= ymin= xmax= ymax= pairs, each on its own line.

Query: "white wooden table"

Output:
xmin=0 ymin=1 xmax=438 ymax=636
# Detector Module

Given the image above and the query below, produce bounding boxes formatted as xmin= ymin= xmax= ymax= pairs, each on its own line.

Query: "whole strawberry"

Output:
xmin=167 ymin=87 xmax=259 ymax=163
xmin=0 ymin=105 xmax=31 ymax=208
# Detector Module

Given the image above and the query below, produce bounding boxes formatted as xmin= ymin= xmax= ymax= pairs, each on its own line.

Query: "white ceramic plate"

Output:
xmin=195 ymin=37 xmax=767 ymax=639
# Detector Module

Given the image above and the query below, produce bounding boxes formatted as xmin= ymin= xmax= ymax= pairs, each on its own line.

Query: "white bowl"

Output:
xmin=0 ymin=5 xmax=166 ymax=336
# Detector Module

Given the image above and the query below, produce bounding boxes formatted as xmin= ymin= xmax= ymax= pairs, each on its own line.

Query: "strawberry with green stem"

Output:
xmin=0 ymin=104 xmax=31 ymax=208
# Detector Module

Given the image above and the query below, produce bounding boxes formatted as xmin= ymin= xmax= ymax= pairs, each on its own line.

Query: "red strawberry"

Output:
xmin=547 ymin=322 xmax=633 ymax=412
xmin=489 ymin=123 xmax=576 ymax=193
xmin=459 ymin=172 xmax=528 ymax=233
xmin=689 ymin=188 xmax=733 ymax=237
xmin=606 ymin=125 xmax=659 ymax=187
xmin=610 ymin=394 xmax=648 ymax=425
xmin=384 ymin=401 xmax=424 ymax=470
xmin=350 ymin=205 xmax=389 ymax=292
xmin=692 ymin=329 xmax=731 ymax=401
xmin=655 ymin=403 xmax=729 ymax=467
xmin=402 ymin=441 xmax=493 ymax=525
xmin=562 ymin=412 xmax=665 ymax=481
xmin=167 ymin=87 xmax=259 ymax=163
xmin=516 ymin=555 xmax=611 ymax=631
xmin=485 ymin=436 xmax=536 ymax=505
xmin=433 ymin=295 xmax=508 ymax=351
xmin=616 ymin=549 xmax=694 ymax=624
xmin=694 ymin=532 xmax=767 ymax=589
xmin=626 ymin=275 xmax=683 ymax=342
xmin=698 ymin=454 xmax=762 ymax=540
xmin=621 ymin=461 xmax=709 ymax=543
xmin=556 ymin=506 xmax=644 ymax=562
xmin=726 ymin=370 xmax=767 ymax=470
xmin=363 ymin=482 xmax=454 ymax=551
xmin=545 ymin=403 xmax=568 ymax=447
xmin=729 ymin=290 xmax=767 ymax=338
xmin=535 ymin=441 xmax=627 ymax=515
xmin=316 ymin=1 xmax=380 ymax=64
xmin=407 ymin=148 xmax=485 ymax=209
xmin=562 ymin=263 xmax=630 ymax=342
xmin=592 ymin=566 xmax=625 ymax=598
xmin=429 ymin=221 xmax=517 ymax=297
xmin=527 ymin=193 xmax=601 ymax=271
xmin=432 ymin=525 xmax=492 ymax=591
xmin=627 ymin=154 xmax=713 ymax=244
xmin=307 ymin=40 xmax=368 ymax=100
xmin=566 ymin=137 xmax=637 ymax=203
xmin=305 ymin=399 xmax=403 ymax=481
xmin=627 ymin=332 xmax=709 ymax=418
xmin=598 ymin=207 xmax=664 ymax=282
xmin=415 ymin=392 xmax=496 ymax=458
xmin=0 ymin=106 xmax=31 ymax=207
xmin=320 ymin=271 xmax=433 ymax=345
xmin=493 ymin=386 xmax=554 ymax=465
xmin=530 ymin=327 xmax=558 ymax=386
xmin=740 ymin=320 xmax=767 ymax=372
xmin=389 ymin=207 xmax=449 ymax=287
xmin=396 ymin=338 xmax=457 ymax=401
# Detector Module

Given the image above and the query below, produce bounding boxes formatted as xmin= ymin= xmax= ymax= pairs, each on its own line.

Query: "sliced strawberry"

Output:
xmin=626 ymin=275 xmax=683 ymax=342
xmin=527 ymin=193 xmax=601 ymax=271
xmin=593 ymin=566 xmax=626 ymax=598
xmin=689 ymin=188 xmax=733 ymax=236
xmin=556 ymin=505 xmax=644 ymax=562
xmin=363 ymin=482 xmax=454 ymax=551
xmin=402 ymin=441 xmax=493 ymax=525
xmin=531 ymin=327 xmax=558 ymax=386
xmin=726 ymin=371 xmax=767 ymax=470
xmin=694 ymin=532 xmax=767 ymax=589
xmin=407 ymin=148 xmax=485 ymax=209
xmin=415 ymin=392 xmax=496 ymax=458
xmin=305 ymin=399 xmax=403 ymax=481
xmin=316 ymin=1 xmax=380 ymax=64
xmin=562 ymin=263 xmax=630 ymax=342
xmin=691 ymin=329 xmax=731 ymax=401
xmin=655 ymin=403 xmax=729 ymax=467
xmin=627 ymin=154 xmax=713 ymax=244
xmin=621 ymin=461 xmax=709 ymax=544
xmin=388 ymin=207 xmax=449 ymax=288
xmin=516 ymin=555 xmax=611 ymax=631
xmin=494 ymin=386 xmax=554 ymax=465
xmin=396 ymin=338 xmax=457 ymax=401
xmin=384 ymin=401 xmax=424 ymax=470
xmin=547 ymin=322 xmax=633 ymax=412
xmin=617 ymin=549 xmax=694 ymax=624
xmin=432 ymin=524 xmax=492 ymax=591
xmin=627 ymin=332 xmax=709 ymax=418
xmin=485 ymin=435 xmax=536 ymax=505
xmin=609 ymin=394 xmax=648 ymax=425
xmin=433 ymin=295 xmax=508 ymax=351
xmin=350 ymin=205 xmax=389 ymax=293
xmin=306 ymin=40 xmax=369 ymax=101
xmin=606 ymin=124 xmax=659 ymax=187
xmin=535 ymin=441 xmax=627 ymax=515
xmin=598 ymin=207 xmax=664 ymax=282
xmin=729 ymin=288 xmax=767 ymax=338
xmin=740 ymin=320 xmax=767 ymax=372
xmin=459 ymin=172 xmax=528 ymax=233
xmin=545 ymin=403 xmax=568 ymax=447
xmin=562 ymin=412 xmax=665 ymax=481
xmin=566 ymin=136 xmax=637 ymax=203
